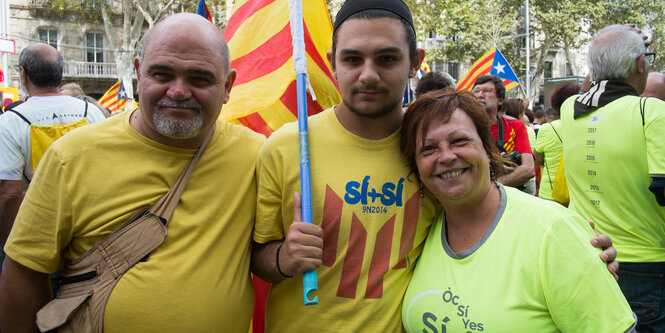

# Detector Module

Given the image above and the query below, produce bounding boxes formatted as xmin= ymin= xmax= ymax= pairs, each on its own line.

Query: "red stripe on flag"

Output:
xmin=237 ymin=112 xmax=273 ymax=137
xmin=224 ymin=0 xmax=276 ymax=41
xmin=303 ymin=24 xmax=339 ymax=92
xmin=457 ymin=54 xmax=494 ymax=89
xmin=279 ymin=80 xmax=324 ymax=118
xmin=231 ymin=23 xmax=292 ymax=86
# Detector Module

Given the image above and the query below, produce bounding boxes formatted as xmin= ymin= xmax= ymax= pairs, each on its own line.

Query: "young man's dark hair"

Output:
xmin=415 ymin=72 xmax=455 ymax=98
xmin=18 ymin=46 xmax=64 ymax=87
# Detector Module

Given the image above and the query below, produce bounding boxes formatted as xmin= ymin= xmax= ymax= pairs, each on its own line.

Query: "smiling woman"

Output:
xmin=399 ymin=89 xmax=637 ymax=332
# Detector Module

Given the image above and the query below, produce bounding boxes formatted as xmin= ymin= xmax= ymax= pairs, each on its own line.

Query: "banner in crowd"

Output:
xmin=220 ymin=0 xmax=341 ymax=137
xmin=456 ymin=48 xmax=520 ymax=92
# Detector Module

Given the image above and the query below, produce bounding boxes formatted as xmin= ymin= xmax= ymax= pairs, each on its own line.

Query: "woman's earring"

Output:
xmin=490 ymin=163 xmax=497 ymax=181
xmin=419 ymin=181 xmax=425 ymax=206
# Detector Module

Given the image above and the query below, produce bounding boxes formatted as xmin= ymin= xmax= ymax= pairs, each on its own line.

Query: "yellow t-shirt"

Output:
xmin=5 ymin=110 xmax=265 ymax=332
xmin=560 ymin=95 xmax=665 ymax=262
xmin=534 ymin=120 xmax=563 ymax=200
xmin=254 ymin=107 xmax=437 ymax=332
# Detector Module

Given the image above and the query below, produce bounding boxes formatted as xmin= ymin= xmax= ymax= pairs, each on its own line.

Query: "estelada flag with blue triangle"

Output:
xmin=196 ymin=0 xmax=212 ymax=22
xmin=456 ymin=48 xmax=521 ymax=92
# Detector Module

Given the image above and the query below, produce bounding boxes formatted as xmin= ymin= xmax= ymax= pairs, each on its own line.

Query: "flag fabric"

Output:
xmin=98 ymin=80 xmax=132 ymax=113
xmin=196 ymin=0 xmax=212 ymax=21
xmin=0 ymin=57 xmax=4 ymax=83
xmin=221 ymin=0 xmax=341 ymax=137
xmin=420 ymin=60 xmax=431 ymax=73
xmin=456 ymin=48 xmax=520 ymax=92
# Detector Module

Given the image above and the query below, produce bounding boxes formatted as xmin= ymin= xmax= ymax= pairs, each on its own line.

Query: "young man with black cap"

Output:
xmin=251 ymin=1 xmax=617 ymax=331
xmin=251 ymin=1 xmax=432 ymax=331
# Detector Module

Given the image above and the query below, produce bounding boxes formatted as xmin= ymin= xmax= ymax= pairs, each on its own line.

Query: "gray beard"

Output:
xmin=152 ymin=107 xmax=204 ymax=139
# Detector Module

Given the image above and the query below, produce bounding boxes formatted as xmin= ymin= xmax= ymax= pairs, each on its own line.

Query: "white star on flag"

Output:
xmin=494 ymin=62 xmax=505 ymax=74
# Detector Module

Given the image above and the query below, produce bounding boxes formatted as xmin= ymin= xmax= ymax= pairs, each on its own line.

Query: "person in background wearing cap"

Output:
xmin=250 ymin=0 xmax=617 ymax=331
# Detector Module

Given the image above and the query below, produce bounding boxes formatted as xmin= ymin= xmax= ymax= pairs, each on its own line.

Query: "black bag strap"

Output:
xmin=6 ymin=109 xmax=32 ymax=125
xmin=544 ymin=122 xmax=561 ymax=190
xmin=83 ymin=100 xmax=88 ymax=118
xmin=496 ymin=115 xmax=506 ymax=152
xmin=640 ymin=97 xmax=647 ymax=126
xmin=550 ymin=122 xmax=562 ymax=143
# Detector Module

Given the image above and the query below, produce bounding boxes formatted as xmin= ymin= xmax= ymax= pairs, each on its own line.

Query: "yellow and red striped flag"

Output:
xmin=98 ymin=80 xmax=132 ymax=113
xmin=456 ymin=48 xmax=520 ymax=92
xmin=221 ymin=0 xmax=341 ymax=137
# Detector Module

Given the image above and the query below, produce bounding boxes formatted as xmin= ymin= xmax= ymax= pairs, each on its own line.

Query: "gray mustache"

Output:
xmin=155 ymin=99 xmax=202 ymax=111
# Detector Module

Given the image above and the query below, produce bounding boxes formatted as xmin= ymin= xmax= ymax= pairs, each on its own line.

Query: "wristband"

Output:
xmin=276 ymin=243 xmax=293 ymax=278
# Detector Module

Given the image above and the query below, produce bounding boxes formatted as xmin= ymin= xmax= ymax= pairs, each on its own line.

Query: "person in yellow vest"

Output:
xmin=0 ymin=43 xmax=106 ymax=258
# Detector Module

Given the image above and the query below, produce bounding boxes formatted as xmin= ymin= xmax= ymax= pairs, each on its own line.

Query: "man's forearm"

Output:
xmin=0 ymin=180 xmax=24 ymax=249
xmin=498 ymin=154 xmax=535 ymax=187
xmin=251 ymin=240 xmax=289 ymax=283
xmin=0 ymin=256 xmax=51 ymax=333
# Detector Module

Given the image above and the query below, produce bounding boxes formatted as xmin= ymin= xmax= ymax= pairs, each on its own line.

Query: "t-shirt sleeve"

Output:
xmin=539 ymin=214 xmax=635 ymax=332
xmin=254 ymin=132 xmax=291 ymax=244
xmin=533 ymin=124 xmax=553 ymax=153
xmin=86 ymin=103 xmax=108 ymax=123
xmin=4 ymin=146 xmax=74 ymax=273
xmin=0 ymin=115 xmax=27 ymax=180
xmin=511 ymin=119 xmax=532 ymax=155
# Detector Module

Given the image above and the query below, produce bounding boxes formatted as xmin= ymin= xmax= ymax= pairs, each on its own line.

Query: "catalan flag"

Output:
xmin=221 ymin=0 xmax=341 ymax=137
xmin=98 ymin=80 xmax=132 ymax=113
xmin=196 ymin=0 xmax=212 ymax=22
xmin=456 ymin=48 xmax=520 ymax=92
xmin=420 ymin=60 xmax=431 ymax=73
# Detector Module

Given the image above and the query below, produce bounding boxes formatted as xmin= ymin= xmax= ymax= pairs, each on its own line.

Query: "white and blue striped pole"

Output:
xmin=289 ymin=0 xmax=318 ymax=306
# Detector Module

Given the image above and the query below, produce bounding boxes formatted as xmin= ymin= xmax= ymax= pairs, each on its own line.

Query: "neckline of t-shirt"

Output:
xmin=122 ymin=109 xmax=221 ymax=154
xmin=440 ymin=183 xmax=507 ymax=260
xmin=324 ymin=107 xmax=401 ymax=150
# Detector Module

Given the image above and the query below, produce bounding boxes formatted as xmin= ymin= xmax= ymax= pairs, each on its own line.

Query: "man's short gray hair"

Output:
xmin=588 ymin=24 xmax=648 ymax=81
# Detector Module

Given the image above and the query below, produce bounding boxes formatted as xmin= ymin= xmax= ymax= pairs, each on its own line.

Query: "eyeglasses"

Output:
xmin=643 ymin=52 xmax=656 ymax=64
xmin=472 ymin=88 xmax=495 ymax=96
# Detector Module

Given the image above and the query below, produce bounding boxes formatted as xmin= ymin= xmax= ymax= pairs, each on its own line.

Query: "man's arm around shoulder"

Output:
xmin=0 ymin=180 xmax=23 ymax=249
xmin=0 ymin=256 xmax=51 ymax=332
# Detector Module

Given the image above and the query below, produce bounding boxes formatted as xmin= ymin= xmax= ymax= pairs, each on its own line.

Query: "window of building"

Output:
xmin=448 ymin=62 xmax=459 ymax=80
xmin=544 ymin=61 xmax=553 ymax=78
xmin=38 ymin=28 xmax=57 ymax=48
xmin=86 ymin=32 xmax=104 ymax=63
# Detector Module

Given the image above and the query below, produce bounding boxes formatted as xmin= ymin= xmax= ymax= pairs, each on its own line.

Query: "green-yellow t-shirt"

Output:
xmin=402 ymin=185 xmax=635 ymax=332
xmin=534 ymin=120 xmax=563 ymax=200
xmin=5 ymin=110 xmax=265 ymax=332
xmin=255 ymin=107 xmax=437 ymax=332
xmin=560 ymin=95 xmax=665 ymax=262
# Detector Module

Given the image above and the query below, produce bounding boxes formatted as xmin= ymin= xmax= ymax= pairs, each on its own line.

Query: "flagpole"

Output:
xmin=290 ymin=0 xmax=319 ymax=306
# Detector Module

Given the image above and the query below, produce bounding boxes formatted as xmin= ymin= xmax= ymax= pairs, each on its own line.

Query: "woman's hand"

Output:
xmin=588 ymin=220 xmax=619 ymax=280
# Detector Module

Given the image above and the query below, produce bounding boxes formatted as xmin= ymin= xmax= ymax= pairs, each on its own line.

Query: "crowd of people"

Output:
xmin=0 ymin=0 xmax=662 ymax=332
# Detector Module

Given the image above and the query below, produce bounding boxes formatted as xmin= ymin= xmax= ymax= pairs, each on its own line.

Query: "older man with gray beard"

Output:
xmin=0 ymin=13 xmax=265 ymax=332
